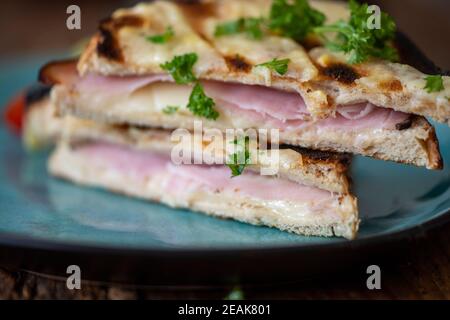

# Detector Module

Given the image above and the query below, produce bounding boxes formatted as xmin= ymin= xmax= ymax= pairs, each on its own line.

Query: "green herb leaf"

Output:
xmin=256 ymin=58 xmax=290 ymax=75
xmin=269 ymin=0 xmax=326 ymax=42
xmin=187 ymin=83 xmax=219 ymax=120
xmin=214 ymin=17 xmax=264 ymax=40
xmin=160 ymin=53 xmax=198 ymax=84
xmin=146 ymin=26 xmax=174 ymax=44
xmin=314 ymin=0 xmax=398 ymax=64
xmin=162 ymin=105 xmax=179 ymax=115
xmin=227 ymin=136 xmax=251 ymax=177
xmin=424 ymin=75 xmax=444 ymax=93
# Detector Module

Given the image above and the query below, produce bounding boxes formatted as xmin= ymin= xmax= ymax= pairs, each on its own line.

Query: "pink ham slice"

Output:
xmin=76 ymin=141 xmax=334 ymax=203
xmin=203 ymin=81 xmax=310 ymax=122
xmin=41 ymin=60 xmax=410 ymax=130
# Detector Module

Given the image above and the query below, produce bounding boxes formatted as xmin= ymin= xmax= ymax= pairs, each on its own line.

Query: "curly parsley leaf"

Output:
xmin=424 ymin=75 xmax=444 ymax=93
xmin=162 ymin=105 xmax=179 ymax=115
xmin=227 ymin=136 xmax=251 ymax=177
xmin=146 ymin=26 xmax=174 ymax=44
xmin=214 ymin=17 xmax=264 ymax=40
xmin=160 ymin=53 xmax=198 ymax=84
xmin=268 ymin=0 xmax=326 ymax=42
xmin=187 ymin=83 xmax=219 ymax=120
xmin=315 ymin=0 xmax=398 ymax=64
xmin=256 ymin=58 xmax=290 ymax=75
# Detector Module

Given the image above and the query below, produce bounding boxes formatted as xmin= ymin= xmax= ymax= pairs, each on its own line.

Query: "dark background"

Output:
xmin=0 ymin=0 xmax=449 ymax=69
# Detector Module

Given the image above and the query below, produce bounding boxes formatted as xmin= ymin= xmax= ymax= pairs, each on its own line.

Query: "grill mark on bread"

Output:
xmin=97 ymin=15 xmax=144 ymax=62
xmin=320 ymin=63 xmax=360 ymax=84
xmin=379 ymin=79 xmax=403 ymax=91
xmin=280 ymin=145 xmax=351 ymax=164
xmin=178 ymin=1 xmax=217 ymax=33
xmin=97 ymin=20 xmax=123 ymax=62
xmin=225 ymin=55 xmax=252 ymax=73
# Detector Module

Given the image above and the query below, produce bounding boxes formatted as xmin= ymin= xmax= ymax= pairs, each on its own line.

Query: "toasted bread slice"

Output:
xmin=49 ymin=139 xmax=359 ymax=239
xmin=76 ymin=0 xmax=450 ymax=124
xmin=77 ymin=0 xmax=328 ymax=116
xmin=307 ymin=48 xmax=450 ymax=124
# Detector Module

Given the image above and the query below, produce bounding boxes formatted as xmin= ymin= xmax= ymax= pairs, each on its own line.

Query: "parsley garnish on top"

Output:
xmin=160 ymin=53 xmax=197 ymax=84
xmin=214 ymin=17 xmax=264 ymax=40
xmin=214 ymin=0 xmax=324 ymax=42
xmin=227 ymin=136 xmax=251 ymax=177
xmin=256 ymin=58 xmax=290 ymax=75
xmin=160 ymin=53 xmax=219 ymax=120
xmin=268 ymin=0 xmax=326 ymax=42
xmin=314 ymin=0 xmax=398 ymax=64
xmin=424 ymin=75 xmax=444 ymax=93
xmin=146 ymin=26 xmax=174 ymax=44
xmin=187 ymin=83 xmax=219 ymax=120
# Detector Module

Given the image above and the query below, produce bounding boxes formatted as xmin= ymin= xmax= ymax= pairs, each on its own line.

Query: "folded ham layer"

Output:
xmin=50 ymin=141 xmax=359 ymax=238
xmin=46 ymin=62 xmax=410 ymax=131
xmin=77 ymin=141 xmax=336 ymax=206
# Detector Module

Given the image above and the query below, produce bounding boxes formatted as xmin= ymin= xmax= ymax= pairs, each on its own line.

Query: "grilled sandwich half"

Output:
xmin=42 ymin=0 xmax=445 ymax=169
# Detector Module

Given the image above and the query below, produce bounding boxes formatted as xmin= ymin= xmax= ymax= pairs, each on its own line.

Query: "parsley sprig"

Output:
xmin=268 ymin=0 xmax=326 ymax=42
xmin=187 ymin=83 xmax=219 ymax=120
xmin=214 ymin=0 xmax=324 ymax=42
xmin=256 ymin=58 xmax=290 ymax=75
xmin=160 ymin=53 xmax=219 ymax=120
xmin=227 ymin=136 xmax=251 ymax=177
xmin=314 ymin=0 xmax=398 ymax=64
xmin=215 ymin=17 xmax=265 ymax=40
xmin=146 ymin=26 xmax=174 ymax=44
xmin=160 ymin=53 xmax=197 ymax=84
xmin=424 ymin=75 xmax=444 ymax=93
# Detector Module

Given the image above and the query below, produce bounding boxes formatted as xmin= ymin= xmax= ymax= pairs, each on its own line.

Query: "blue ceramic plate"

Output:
xmin=0 ymin=54 xmax=449 ymax=284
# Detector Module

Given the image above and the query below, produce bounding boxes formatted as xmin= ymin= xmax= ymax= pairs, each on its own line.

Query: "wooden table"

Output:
xmin=1 ymin=223 xmax=448 ymax=299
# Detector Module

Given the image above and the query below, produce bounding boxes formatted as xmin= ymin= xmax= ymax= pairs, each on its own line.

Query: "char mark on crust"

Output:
xmin=395 ymin=115 xmax=413 ymax=130
xmin=178 ymin=1 xmax=217 ymax=33
xmin=97 ymin=15 xmax=144 ymax=62
xmin=280 ymin=145 xmax=351 ymax=164
xmin=379 ymin=79 xmax=403 ymax=91
xmin=320 ymin=63 xmax=360 ymax=84
xmin=225 ymin=55 xmax=252 ymax=73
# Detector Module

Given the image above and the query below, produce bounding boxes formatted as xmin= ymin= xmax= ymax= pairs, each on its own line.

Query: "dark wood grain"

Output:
xmin=1 ymin=223 xmax=448 ymax=300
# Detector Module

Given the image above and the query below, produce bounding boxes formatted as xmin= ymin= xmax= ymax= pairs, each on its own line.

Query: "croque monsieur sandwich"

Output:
xmin=29 ymin=0 xmax=449 ymax=239
xmin=24 ymin=95 xmax=359 ymax=238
